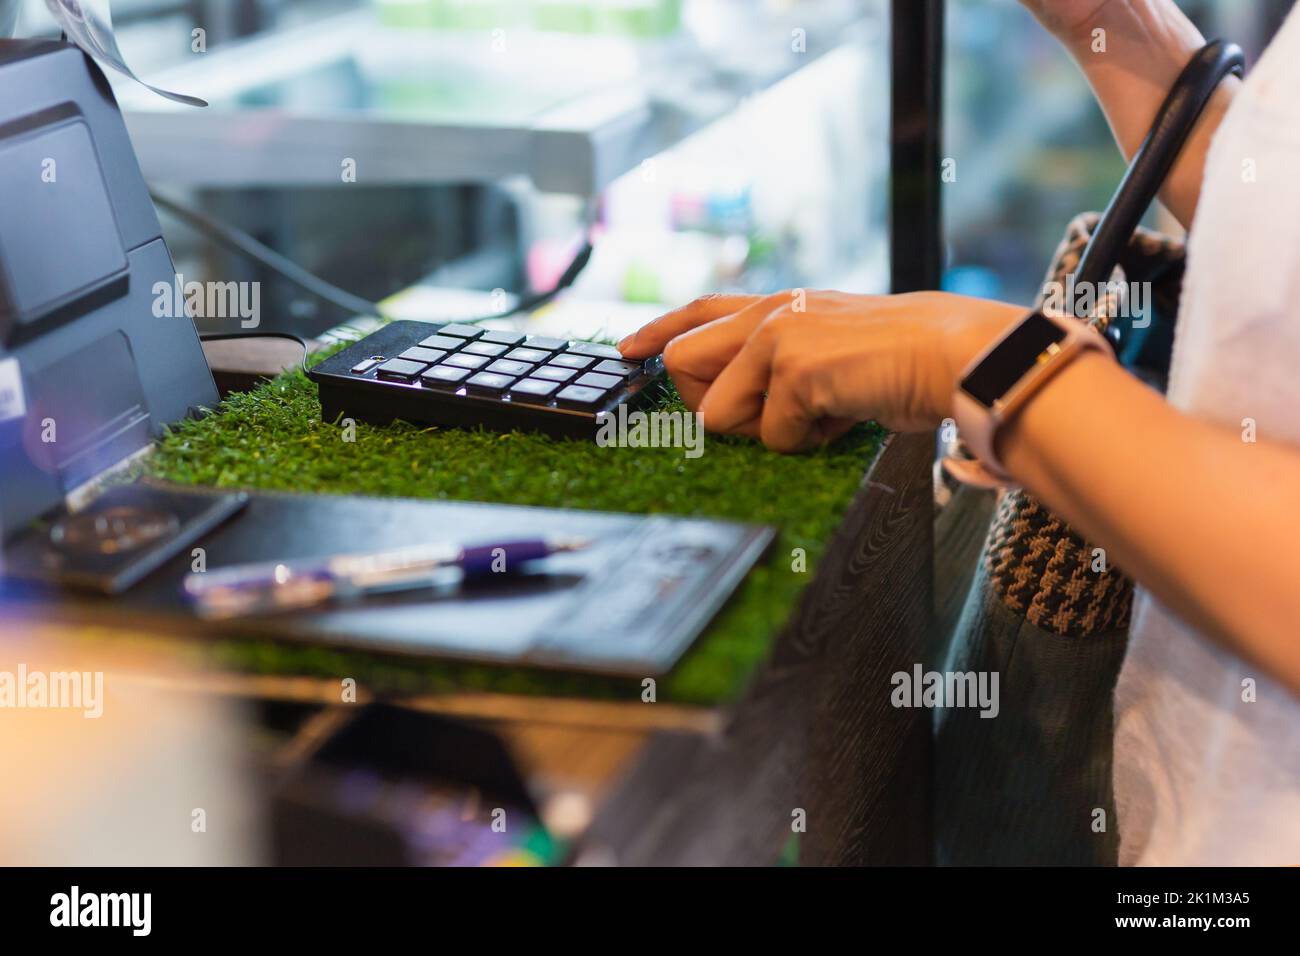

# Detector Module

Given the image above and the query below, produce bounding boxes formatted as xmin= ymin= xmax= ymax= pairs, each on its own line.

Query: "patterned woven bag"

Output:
xmin=934 ymin=211 xmax=1186 ymax=865
xmin=986 ymin=213 xmax=1185 ymax=635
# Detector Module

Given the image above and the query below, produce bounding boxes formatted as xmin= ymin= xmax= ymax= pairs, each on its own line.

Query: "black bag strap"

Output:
xmin=1074 ymin=39 xmax=1245 ymax=354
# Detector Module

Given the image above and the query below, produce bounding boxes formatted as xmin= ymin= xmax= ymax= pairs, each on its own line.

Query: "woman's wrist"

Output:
xmin=993 ymin=349 xmax=1116 ymax=485
xmin=1056 ymin=0 xmax=1204 ymax=77
xmin=935 ymin=298 xmax=1026 ymax=422
xmin=1027 ymin=0 xmax=1117 ymax=48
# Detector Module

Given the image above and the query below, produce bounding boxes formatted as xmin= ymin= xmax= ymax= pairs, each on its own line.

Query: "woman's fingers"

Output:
xmin=696 ymin=312 xmax=858 ymax=452
xmin=617 ymin=294 xmax=764 ymax=359
xmin=696 ymin=316 xmax=781 ymax=433
xmin=763 ymin=402 xmax=857 ymax=453
xmin=658 ymin=298 xmax=781 ymax=409
xmin=663 ymin=357 xmax=716 ymax=416
xmin=697 ymin=328 xmax=821 ymax=451
xmin=622 ymin=290 xmax=874 ymax=452
xmin=759 ymin=380 xmax=822 ymax=453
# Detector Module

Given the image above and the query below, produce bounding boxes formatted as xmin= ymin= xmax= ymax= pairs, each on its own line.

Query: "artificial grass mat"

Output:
xmin=141 ymin=368 xmax=883 ymax=706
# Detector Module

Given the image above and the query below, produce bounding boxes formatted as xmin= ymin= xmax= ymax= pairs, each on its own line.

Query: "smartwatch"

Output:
xmin=945 ymin=310 xmax=1112 ymax=488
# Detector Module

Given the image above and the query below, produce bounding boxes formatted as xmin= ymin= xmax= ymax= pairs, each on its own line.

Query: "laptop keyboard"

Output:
xmin=309 ymin=321 xmax=666 ymax=440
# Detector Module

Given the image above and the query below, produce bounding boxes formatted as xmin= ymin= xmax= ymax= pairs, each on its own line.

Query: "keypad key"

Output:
xmin=437 ymin=324 xmax=483 ymax=339
xmin=509 ymin=378 xmax=561 ymax=404
xmin=555 ymin=385 xmax=608 ymax=408
xmin=524 ymin=336 xmax=569 ymax=352
xmin=465 ymin=371 xmax=515 ymax=394
xmin=532 ymin=364 xmax=577 ymax=383
xmin=375 ymin=358 xmax=427 ymax=382
xmin=487 ymin=359 xmax=533 ymax=377
xmin=399 ymin=346 xmax=448 ymax=364
xmin=443 ymin=352 xmax=489 ymax=370
xmin=479 ymin=330 xmax=526 ymax=346
xmin=418 ymin=334 xmax=465 ymax=351
xmin=593 ymin=358 xmax=641 ymax=380
xmin=576 ymin=372 xmax=622 ymax=391
xmin=421 ymin=365 xmax=471 ymax=388
xmin=567 ymin=342 xmax=623 ymax=360
xmin=506 ymin=347 xmax=551 ymax=364
xmin=550 ymin=353 xmax=595 ymax=370
xmin=350 ymin=357 xmax=382 ymax=375
xmin=463 ymin=341 xmax=508 ymax=357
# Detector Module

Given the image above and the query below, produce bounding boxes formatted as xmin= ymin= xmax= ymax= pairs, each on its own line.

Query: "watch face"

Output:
xmin=961 ymin=312 xmax=1068 ymax=407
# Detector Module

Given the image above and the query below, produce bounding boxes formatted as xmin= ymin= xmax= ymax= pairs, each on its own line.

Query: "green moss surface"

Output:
xmin=141 ymin=366 xmax=881 ymax=705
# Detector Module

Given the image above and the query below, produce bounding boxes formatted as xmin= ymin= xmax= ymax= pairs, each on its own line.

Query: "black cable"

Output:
xmin=150 ymin=189 xmax=596 ymax=325
xmin=151 ymin=190 xmax=384 ymax=317
xmin=510 ymin=237 xmax=595 ymax=314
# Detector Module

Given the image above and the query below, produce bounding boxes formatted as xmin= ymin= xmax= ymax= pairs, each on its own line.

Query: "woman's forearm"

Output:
xmin=1051 ymin=0 xmax=1240 ymax=228
xmin=997 ymin=352 xmax=1300 ymax=695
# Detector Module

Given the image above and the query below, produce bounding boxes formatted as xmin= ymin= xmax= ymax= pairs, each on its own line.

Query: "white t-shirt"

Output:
xmin=1113 ymin=7 xmax=1300 ymax=865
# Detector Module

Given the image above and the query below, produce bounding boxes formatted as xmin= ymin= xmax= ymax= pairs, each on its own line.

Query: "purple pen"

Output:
xmin=183 ymin=536 xmax=591 ymax=619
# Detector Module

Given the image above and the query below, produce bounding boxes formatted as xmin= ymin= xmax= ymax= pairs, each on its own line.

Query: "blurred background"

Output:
xmin=7 ymin=0 xmax=1296 ymax=336
xmin=942 ymin=0 xmax=1296 ymax=304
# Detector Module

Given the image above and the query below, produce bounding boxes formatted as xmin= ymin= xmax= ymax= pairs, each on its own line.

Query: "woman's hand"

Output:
xmin=617 ymin=291 xmax=1023 ymax=452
